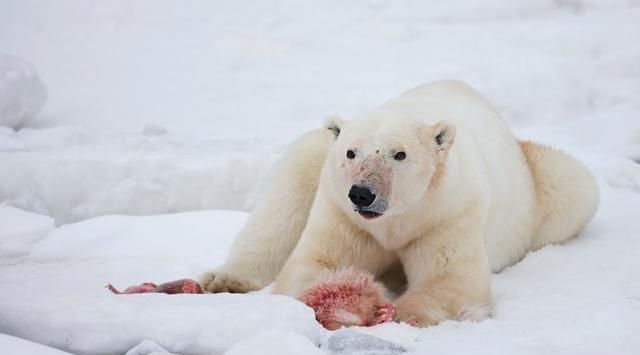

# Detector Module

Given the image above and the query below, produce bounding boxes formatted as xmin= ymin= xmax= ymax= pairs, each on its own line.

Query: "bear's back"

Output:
xmin=382 ymin=80 xmax=508 ymax=132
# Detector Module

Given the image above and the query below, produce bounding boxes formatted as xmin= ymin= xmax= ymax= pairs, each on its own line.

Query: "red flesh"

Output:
xmin=106 ymin=279 xmax=203 ymax=294
xmin=301 ymin=268 xmax=396 ymax=330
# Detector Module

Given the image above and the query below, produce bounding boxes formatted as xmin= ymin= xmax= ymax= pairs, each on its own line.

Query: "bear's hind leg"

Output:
xmin=200 ymin=128 xmax=333 ymax=293
xmin=519 ymin=141 xmax=599 ymax=251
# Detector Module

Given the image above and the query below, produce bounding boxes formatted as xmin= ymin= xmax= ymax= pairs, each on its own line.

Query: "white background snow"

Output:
xmin=1 ymin=0 xmax=639 ymax=354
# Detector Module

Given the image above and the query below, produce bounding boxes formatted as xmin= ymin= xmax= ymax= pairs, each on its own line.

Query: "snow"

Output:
xmin=0 ymin=212 xmax=324 ymax=355
xmin=0 ymin=205 xmax=54 ymax=257
xmin=0 ymin=54 xmax=47 ymax=129
xmin=30 ymin=210 xmax=244 ymax=263
xmin=125 ymin=340 xmax=181 ymax=355
xmin=0 ymin=128 xmax=277 ymax=224
xmin=0 ymin=334 xmax=73 ymax=355
xmin=0 ymin=282 xmax=321 ymax=355
xmin=224 ymin=331 xmax=326 ymax=355
xmin=1 ymin=0 xmax=640 ymax=354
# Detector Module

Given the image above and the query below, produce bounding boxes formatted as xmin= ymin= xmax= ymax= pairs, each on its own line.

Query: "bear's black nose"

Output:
xmin=348 ymin=185 xmax=376 ymax=207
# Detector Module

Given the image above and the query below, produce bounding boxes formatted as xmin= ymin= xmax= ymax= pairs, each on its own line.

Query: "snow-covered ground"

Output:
xmin=1 ymin=1 xmax=640 ymax=354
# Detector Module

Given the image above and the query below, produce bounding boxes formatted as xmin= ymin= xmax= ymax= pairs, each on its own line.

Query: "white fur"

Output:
xmin=200 ymin=80 xmax=599 ymax=326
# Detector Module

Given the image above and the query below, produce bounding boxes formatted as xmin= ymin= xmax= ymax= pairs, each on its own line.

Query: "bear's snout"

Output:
xmin=349 ymin=185 xmax=376 ymax=207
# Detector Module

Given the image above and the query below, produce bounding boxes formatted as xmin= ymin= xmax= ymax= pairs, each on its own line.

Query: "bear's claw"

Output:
xmin=199 ymin=271 xmax=259 ymax=294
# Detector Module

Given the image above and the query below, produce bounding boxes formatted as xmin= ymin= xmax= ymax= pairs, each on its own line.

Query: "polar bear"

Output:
xmin=200 ymin=80 xmax=599 ymax=326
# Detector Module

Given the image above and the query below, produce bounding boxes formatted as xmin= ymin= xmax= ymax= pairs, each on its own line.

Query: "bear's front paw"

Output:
xmin=199 ymin=271 xmax=259 ymax=294
xmin=394 ymin=295 xmax=443 ymax=327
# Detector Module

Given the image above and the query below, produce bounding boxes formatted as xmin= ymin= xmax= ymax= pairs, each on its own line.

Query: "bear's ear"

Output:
xmin=324 ymin=114 xmax=344 ymax=140
xmin=419 ymin=120 xmax=456 ymax=151
xmin=433 ymin=121 xmax=456 ymax=150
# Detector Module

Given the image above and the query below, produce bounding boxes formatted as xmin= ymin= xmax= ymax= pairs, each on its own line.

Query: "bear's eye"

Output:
xmin=394 ymin=151 xmax=406 ymax=161
xmin=346 ymin=150 xmax=356 ymax=159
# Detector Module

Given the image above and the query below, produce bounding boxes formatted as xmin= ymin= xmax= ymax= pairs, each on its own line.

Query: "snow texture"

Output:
xmin=0 ymin=128 xmax=277 ymax=224
xmin=0 ymin=54 xmax=47 ymax=129
xmin=0 ymin=334 xmax=74 ymax=355
xmin=0 ymin=205 xmax=54 ymax=257
xmin=1 ymin=0 xmax=640 ymax=354
xmin=125 ymin=340 xmax=181 ymax=355
xmin=224 ymin=331 xmax=326 ymax=355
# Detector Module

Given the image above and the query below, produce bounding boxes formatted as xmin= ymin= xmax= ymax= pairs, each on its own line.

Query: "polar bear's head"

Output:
xmin=324 ymin=113 xmax=456 ymax=221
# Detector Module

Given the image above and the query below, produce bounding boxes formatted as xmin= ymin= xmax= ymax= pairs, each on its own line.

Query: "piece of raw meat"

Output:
xmin=301 ymin=267 xmax=395 ymax=330
xmin=106 ymin=279 xmax=203 ymax=294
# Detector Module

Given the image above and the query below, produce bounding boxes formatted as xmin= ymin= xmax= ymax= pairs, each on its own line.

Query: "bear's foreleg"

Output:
xmin=394 ymin=216 xmax=491 ymax=327
xmin=272 ymin=199 xmax=397 ymax=298
xmin=200 ymin=129 xmax=332 ymax=293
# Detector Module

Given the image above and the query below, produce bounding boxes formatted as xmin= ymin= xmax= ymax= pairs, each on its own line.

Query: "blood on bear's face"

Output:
xmin=326 ymin=115 xmax=444 ymax=222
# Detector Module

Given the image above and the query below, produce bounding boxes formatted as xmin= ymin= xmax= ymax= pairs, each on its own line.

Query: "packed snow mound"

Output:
xmin=0 ymin=128 xmax=279 ymax=224
xmin=0 ymin=55 xmax=47 ymax=129
xmin=0 ymin=209 xmax=325 ymax=355
xmin=0 ymin=285 xmax=322 ymax=355
xmin=0 ymin=205 xmax=54 ymax=257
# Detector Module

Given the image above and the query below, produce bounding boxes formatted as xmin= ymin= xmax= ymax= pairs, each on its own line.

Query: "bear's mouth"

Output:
xmin=357 ymin=210 xmax=382 ymax=219
xmin=352 ymin=198 xmax=388 ymax=220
